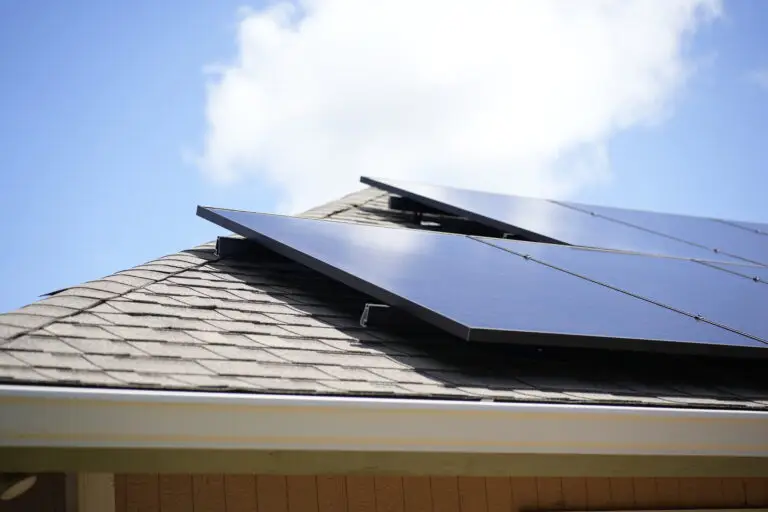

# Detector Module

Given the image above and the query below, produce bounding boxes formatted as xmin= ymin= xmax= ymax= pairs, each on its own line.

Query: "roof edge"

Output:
xmin=1 ymin=385 xmax=767 ymax=457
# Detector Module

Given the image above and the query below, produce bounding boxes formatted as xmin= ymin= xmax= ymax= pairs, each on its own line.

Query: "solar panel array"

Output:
xmin=198 ymin=205 xmax=768 ymax=358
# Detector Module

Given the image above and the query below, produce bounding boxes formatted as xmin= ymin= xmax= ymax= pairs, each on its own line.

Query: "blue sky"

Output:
xmin=1 ymin=1 xmax=768 ymax=312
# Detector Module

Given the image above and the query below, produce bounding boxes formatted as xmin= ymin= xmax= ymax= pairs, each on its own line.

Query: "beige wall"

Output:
xmin=115 ymin=475 xmax=768 ymax=512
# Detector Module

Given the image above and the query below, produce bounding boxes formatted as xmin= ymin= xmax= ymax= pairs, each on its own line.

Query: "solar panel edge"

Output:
xmin=197 ymin=205 xmax=475 ymax=341
xmin=360 ymin=176 xmax=564 ymax=244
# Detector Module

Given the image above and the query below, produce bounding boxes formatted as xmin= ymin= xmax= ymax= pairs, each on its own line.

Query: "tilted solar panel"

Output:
xmin=198 ymin=206 xmax=767 ymax=358
xmin=556 ymin=199 xmax=768 ymax=266
xmin=477 ymin=237 xmax=768 ymax=342
xmin=361 ymin=176 xmax=748 ymax=264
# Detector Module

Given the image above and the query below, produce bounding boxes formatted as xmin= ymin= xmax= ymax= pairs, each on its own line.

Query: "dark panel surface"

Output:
xmin=557 ymin=200 xmax=768 ymax=266
xmin=361 ymin=177 xmax=740 ymax=263
xmin=479 ymin=237 xmax=768 ymax=343
xmin=199 ymin=207 xmax=765 ymax=356
xmin=702 ymin=261 xmax=768 ymax=283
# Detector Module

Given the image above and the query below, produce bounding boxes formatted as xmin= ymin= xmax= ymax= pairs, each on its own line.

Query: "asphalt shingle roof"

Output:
xmin=1 ymin=187 xmax=767 ymax=410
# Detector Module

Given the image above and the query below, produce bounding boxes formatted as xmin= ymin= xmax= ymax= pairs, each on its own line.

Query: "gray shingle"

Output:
xmin=103 ymin=275 xmax=153 ymax=288
xmin=241 ymin=377 xmax=332 ymax=393
xmin=369 ymin=368 xmax=443 ymax=385
xmin=319 ymin=380 xmax=405 ymax=395
xmin=280 ymin=325 xmax=356 ymax=340
xmin=2 ymin=335 xmax=81 ymax=354
xmin=34 ymin=368 xmax=123 ymax=386
xmin=63 ymin=338 xmax=146 ymax=356
xmin=117 ymin=270 xmax=168 ymax=281
xmin=10 ymin=351 xmax=99 ymax=370
xmin=37 ymin=296 xmax=101 ymax=310
xmin=268 ymin=349 xmax=406 ymax=369
xmin=186 ymin=330 xmax=258 ymax=347
xmin=60 ymin=313 xmax=112 ymax=326
xmin=171 ymin=374 xmax=260 ymax=389
xmin=0 ymin=314 xmax=51 ymax=330
xmin=0 ymin=324 xmax=27 ymax=339
xmin=82 ymin=280 xmax=135 ymax=294
xmin=0 ymin=352 xmax=27 ymax=367
xmin=0 ymin=367 xmax=50 ymax=382
xmin=216 ymin=309 xmax=280 ymax=324
xmin=206 ymin=320 xmax=293 ymax=336
xmin=101 ymin=326 xmax=197 ymax=344
xmin=13 ymin=304 xmax=74 ymax=318
xmin=319 ymin=366 xmax=390 ymax=382
xmin=247 ymin=335 xmax=341 ymax=352
xmin=108 ymin=371 xmax=185 ymax=387
xmin=55 ymin=288 xmax=117 ymax=300
xmin=97 ymin=313 xmax=218 ymax=331
xmin=44 ymin=323 xmax=120 ymax=339
xmin=88 ymin=355 xmax=213 ymax=375
xmin=205 ymin=345 xmax=285 ymax=362
xmin=129 ymin=341 xmax=223 ymax=359
xmin=144 ymin=283 xmax=206 ymax=297
xmin=121 ymin=292 xmax=187 ymax=306
xmin=200 ymin=359 xmax=329 ymax=380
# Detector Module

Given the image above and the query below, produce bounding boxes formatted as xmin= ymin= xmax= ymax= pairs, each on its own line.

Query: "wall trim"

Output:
xmin=0 ymin=385 xmax=767 ymax=457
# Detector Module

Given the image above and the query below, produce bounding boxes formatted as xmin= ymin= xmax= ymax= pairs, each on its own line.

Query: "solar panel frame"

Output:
xmin=198 ymin=206 xmax=768 ymax=359
xmin=360 ymin=176 xmax=745 ymax=264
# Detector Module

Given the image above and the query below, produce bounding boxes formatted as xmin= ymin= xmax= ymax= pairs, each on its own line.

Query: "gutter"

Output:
xmin=0 ymin=385 xmax=767 ymax=457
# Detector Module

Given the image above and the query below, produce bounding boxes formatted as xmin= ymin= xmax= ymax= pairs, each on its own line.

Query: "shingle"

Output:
xmin=0 ymin=352 xmax=27 ymax=367
xmin=60 ymin=313 xmax=111 ymax=326
xmin=168 ymin=277 xmax=248 ymax=290
xmin=196 ymin=288 xmax=245 ymax=300
xmin=144 ymin=283 xmax=206 ymax=297
xmin=81 ymin=280 xmax=134 ymax=294
xmin=34 ymin=368 xmax=123 ymax=386
xmin=0 ymin=324 xmax=26 ymax=339
xmin=14 ymin=304 xmax=74 ymax=318
xmin=88 ymin=355 xmax=213 ymax=375
xmin=264 ymin=313 xmax=332 ymax=327
xmin=172 ymin=295 xmax=219 ymax=308
xmin=54 ymin=287 xmax=116 ymax=300
xmin=228 ymin=289 xmax=275 ymax=301
xmin=110 ymin=302 xmax=229 ymax=321
xmin=2 ymin=335 xmax=81 ymax=354
xmin=131 ymin=263 xmax=184 ymax=274
xmin=87 ymin=303 xmax=122 ymax=314
xmin=0 ymin=367 xmax=50 ymax=383
xmin=121 ymin=292 xmax=187 ymax=306
xmin=129 ymin=341 xmax=223 ymax=359
xmin=319 ymin=380 xmax=404 ymax=395
xmin=319 ymin=366 xmax=390 ymax=382
xmin=44 ymin=323 xmax=120 ymax=339
xmin=152 ymin=258 xmax=197 ymax=269
xmin=200 ymin=360 xmax=329 ymax=380
xmin=205 ymin=345 xmax=285 ymax=362
xmin=216 ymin=309 xmax=281 ymax=324
xmin=97 ymin=313 xmax=219 ymax=331
xmin=397 ymin=383 xmax=473 ymax=398
xmin=206 ymin=320 xmax=293 ymax=335
xmin=0 ymin=314 xmax=51 ymax=330
xmin=241 ymin=377 xmax=332 ymax=393
xmin=107 ymin=371 xmax=185 ymax=387
xmin=10 ymin=351 xmax=99 ymax=370
xmin=37 ymin=296 xmax=101 ymax=310
xmin=318 ymin=338 xmax=395 ymax=355
xmin=117 ymin=270 xmax=168 ymax=281
xmin=101 ymin=326 xmax=196 ymax=343
xmin=369 ymin=368 xmax=443 ymax=385
xmin=171 ymin=374 xmax=259 ymax=389
xmin=103 ymin=275 xmax=153 ymax=288
xmin=63 ymin=338 xmax=146 ymax=356
xmin=280 ymin=325 xmax=356 ymax=340
xmin=268 ymin=349 xmax=406 ymax=369
xmin=247 ymin=335 xmax=340 ymax=352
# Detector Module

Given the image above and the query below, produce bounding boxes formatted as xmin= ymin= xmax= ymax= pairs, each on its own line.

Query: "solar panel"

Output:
xmin=361 ymin=177 xmax=744 ymax=264
xmin=556 ymin=200 xmax=768 ymax=266
xmin=198 ymin=206 xmax=767 ymax=358
xmin=478 ymin=237 xmax=768 ymax=342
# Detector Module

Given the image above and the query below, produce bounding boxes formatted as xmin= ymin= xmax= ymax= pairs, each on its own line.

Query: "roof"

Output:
xmin=1 ymin=187 xmax=767 ymax=410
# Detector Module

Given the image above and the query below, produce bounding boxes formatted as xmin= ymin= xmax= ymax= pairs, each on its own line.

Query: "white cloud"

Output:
xmin=199 ymin=0 xmax=721 ymax=213
xmin=748 ymin=69 xmax=768 ymax=90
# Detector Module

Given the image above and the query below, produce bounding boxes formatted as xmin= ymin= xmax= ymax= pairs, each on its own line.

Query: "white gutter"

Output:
xmin=0 ymin=385 xmax=767 ymax=457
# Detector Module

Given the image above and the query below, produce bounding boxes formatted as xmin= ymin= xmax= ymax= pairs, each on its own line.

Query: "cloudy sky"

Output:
xmin=1 ymin=0 xmax=768 ymax=311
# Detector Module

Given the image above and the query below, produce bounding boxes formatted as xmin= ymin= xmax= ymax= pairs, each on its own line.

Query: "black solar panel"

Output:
xmin=198 ymin=206 xmax=767 ymax=358
xmin=556 ymin=199 xmax=768 ymax=266
xmin=478 ymin=237 xmax=768 ymax=342
xmin=361 ymin=176 xmax=748 ymax=264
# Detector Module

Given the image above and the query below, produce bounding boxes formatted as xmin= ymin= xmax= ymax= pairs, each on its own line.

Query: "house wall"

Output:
xmin=114 ymin=475 xmax=768 ymax=512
